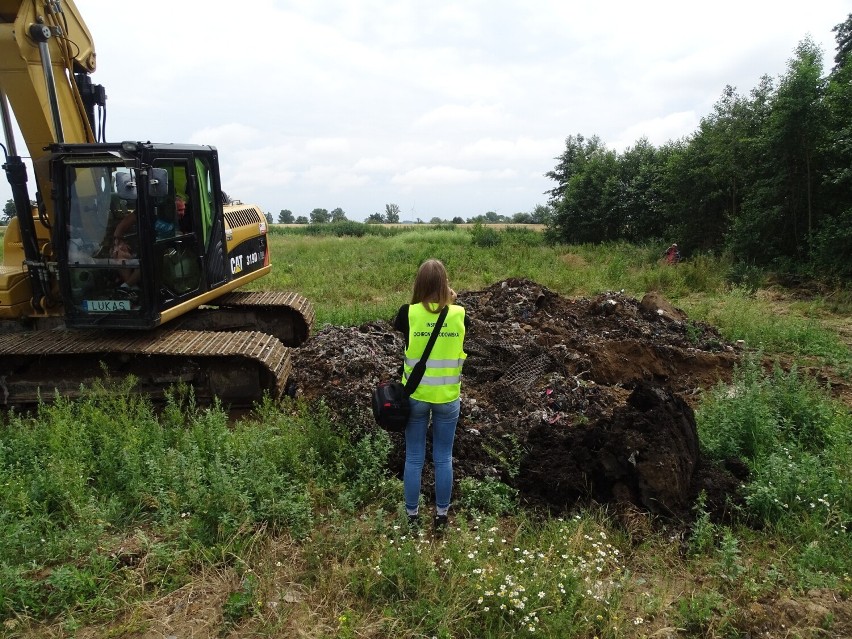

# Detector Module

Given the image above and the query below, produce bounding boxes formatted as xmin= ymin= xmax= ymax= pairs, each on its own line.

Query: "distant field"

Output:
xmin=276 ymin=223 xmax=547 ymax=231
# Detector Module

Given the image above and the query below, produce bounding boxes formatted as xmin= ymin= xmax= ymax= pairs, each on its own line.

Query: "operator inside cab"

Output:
xmin=112 ymin=194 xmax=191 ymax=244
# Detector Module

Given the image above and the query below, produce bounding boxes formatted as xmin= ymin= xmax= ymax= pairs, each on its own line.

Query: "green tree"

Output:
xmin=264 ymin=212 xmax=273 ymax=225
xmin=831 ymin=12 xmax=852 ymax=70
xmin=2 ymin=198 xmax=16 ymax=223
xmin=365 ymin=212 xmax=384 ymax=223
xmin=310 ymin=208 xmax=330 ymax=224
xmin=550 ymin=144 xmax=621 ymax=243
xmin=429 ymin=216 xmax=444 ymax=224
xmin=545 ymin=134 xmax=605 ymax=205
xmin=661 ymin=82 xmax=772 ymax=254
xmin=822 ymin=14 xmax=852 ymax=198
xmin=384 ymin=203 xmax=400 ymax=224
xmin=772 ymin=38 xmax=828 ymax=246
xmin=543 ymin=25 xmax=852 ymax=273
xmin=295 ymin=215 xmax=308 ymax=224
xmin=809 ymin=13 xmax=852 ymax=278
xmin=330 ymin=207 xmax=347 ymax=222
xmin=451 ymin=216 xmax=464 ymax=225
xmin=618 ymin=137 xmax=668 ymax=242
xmin=278 ymin=209 xmax=294 ymax=224
xmin=728 ymin=39 xmax=828 ymax=264
xmin=529 ymin=204 xmax=552 ymax=224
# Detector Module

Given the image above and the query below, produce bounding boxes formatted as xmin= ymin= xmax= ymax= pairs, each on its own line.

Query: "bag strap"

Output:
xmin=403 ymin=305 xmax=449 ymax=395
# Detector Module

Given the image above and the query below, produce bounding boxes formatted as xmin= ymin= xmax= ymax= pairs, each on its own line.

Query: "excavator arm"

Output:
xmin=0 ymin=0 xmax=100 ymax=155
xmin=1 ymin=0 xmax=105 ymax=311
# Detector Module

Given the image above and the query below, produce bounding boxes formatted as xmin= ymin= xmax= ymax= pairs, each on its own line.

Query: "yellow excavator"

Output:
xmin=0 ymin=0 xmax=314 ymax=405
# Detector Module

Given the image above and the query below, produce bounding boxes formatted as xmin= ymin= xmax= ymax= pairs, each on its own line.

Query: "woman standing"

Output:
xmin=394 ymin=259 xmax=469 ymax=531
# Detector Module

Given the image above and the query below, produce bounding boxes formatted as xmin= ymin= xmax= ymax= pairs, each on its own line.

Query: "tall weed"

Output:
xmin=0 ymin=385 xmax=388 ymax=620
xmin=261 ymin=234 xmax=745 ymax=325
xmin=697 ymin=356 xmax=851 ymax=547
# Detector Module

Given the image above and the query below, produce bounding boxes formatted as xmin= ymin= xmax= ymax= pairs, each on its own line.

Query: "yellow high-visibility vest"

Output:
xmin=402 ymin=303 xmax=467 ymax=403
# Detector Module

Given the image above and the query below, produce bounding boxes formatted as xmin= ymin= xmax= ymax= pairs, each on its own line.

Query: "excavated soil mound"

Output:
xmin=516 ymin=382 xmax=700 ymax=516
xmin=290 ymin=279 xmax=743 ymax=519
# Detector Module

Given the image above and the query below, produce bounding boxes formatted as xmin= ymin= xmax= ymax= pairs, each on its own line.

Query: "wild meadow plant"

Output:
xmin=265 ymin=230 xmax=637 ymax=326
xmin=683 ymin=287 xmax=851 ymax=365
xmin=697 ymin=355 xmax=852 ymax=587
xmin=0 ymin=382 xmax=392 ymax=621
xmin=349 ymin=514 xmax=630 ymax=638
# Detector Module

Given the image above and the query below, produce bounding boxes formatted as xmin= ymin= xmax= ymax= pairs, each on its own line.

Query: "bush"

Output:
xmin=697 ymin=355 xmax=852 ymax=531
xmin=726 ymin=260 xmax=766 ymax=291
xmin=808 ymin=208 xmax=852 ymax=281
xmin=0 ymin=386 xmax=378 ymax=620
xmin=469 ymin=222 xmax=501 ymax=247
xmin=431 ymin=223 xmax=459 ymax=232
xmin=269 ymin=221 xmax=401 ymax=238
xmin=501 ymin=226 xmax=544 ymax=247
xmin=299 ymin=221 xmax=368 ymax=237
xmin=456 ymin=477 xmax=518 ymax=517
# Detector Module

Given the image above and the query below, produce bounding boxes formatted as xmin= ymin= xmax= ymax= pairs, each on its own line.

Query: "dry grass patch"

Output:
xmin=559 ymin=252 xmax=589 ymax=268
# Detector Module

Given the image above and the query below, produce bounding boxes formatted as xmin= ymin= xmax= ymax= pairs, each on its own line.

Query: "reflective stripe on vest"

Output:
xmin=402 ymin=303 xmax=467 ymax=403
xmin=404 ymin=357 xmax=465 ymax=368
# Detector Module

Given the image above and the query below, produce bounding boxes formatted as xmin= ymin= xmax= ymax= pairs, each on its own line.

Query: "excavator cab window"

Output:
xmin=63 ymin=164 xmax=147 ymax=322
xmin=151 ymin=159 xmax=202 ymax=307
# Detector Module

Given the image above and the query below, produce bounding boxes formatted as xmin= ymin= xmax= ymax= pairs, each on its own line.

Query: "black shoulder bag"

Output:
xmin=372 ymin=306 xmax=449 ymax=432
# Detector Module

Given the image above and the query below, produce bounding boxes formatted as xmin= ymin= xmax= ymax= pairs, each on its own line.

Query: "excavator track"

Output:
xmin=177 ymin=291 xmax=316 ymax=346
xmin=0 ymin=291 xmax=315 ymax=408
xmin=0 ymin=328 xmax=293 ymax=407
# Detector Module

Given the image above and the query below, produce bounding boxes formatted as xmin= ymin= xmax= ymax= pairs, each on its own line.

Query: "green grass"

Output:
xmin=4 ymin=365 xmax=849 ymax=636
xmin=261 ymin=229 xmax=850 ymax=372
xmin=261 ymin=230 xmax=735 ymax=325
xmin=682 ymin=288 xmax=850 ymax=362
xmin=1 ymin=227 xmax=851 ymax=637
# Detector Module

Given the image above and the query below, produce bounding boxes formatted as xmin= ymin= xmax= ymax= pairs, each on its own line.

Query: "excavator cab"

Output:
xmin=51 ymin=141 xmax=233 ymax=329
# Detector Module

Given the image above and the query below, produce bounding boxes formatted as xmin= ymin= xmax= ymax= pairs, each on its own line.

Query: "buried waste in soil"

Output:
xmin=291 ymin=278 xmax=746 ymax=520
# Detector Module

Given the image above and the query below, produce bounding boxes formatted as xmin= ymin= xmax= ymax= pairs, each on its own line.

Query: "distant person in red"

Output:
xmin=664 ymin=243 xmax=680 ymax=265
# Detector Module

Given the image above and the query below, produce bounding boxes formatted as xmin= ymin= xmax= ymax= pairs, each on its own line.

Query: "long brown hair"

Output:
xmin=411 ymin=259 xmax=453 ymax=313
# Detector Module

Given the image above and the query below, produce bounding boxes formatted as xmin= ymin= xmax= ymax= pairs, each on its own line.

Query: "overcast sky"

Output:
xmin=2 ymin=1 xmax=849 ymax=222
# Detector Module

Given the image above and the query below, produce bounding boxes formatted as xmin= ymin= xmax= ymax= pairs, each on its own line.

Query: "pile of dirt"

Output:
xmin=290 ymin=278 xmax=743 ymax=520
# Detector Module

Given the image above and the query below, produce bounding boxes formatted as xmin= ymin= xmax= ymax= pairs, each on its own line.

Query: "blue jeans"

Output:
xmin=404 ymin=397 xmax=460 ymax=515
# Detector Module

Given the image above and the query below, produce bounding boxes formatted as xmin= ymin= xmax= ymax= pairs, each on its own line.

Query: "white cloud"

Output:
xmin=459 ymin=137 xmax=564 ymax=162
xmin=189 ymin=124 xmax=261 ymax=148
xmin=1 ymin=0 xmax=848 ymax=220
xmin=392 ymin=166 xmax=482 ymax=186
xmin=352 ymin=156 xmax=398 ymax=172
xmin=415 ymin=103 xmax=507 ymax=129
xmin=305 ymin=138 xmax=351 ymax=155
xmin=610 ymin=111 xmax=701 ymax=151
xmin=302 ymin=165 xmax=370 ymax=188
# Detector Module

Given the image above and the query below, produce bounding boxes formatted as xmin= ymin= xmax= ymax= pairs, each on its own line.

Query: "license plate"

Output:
xmin=83 ymin=299 xmax=131 ymax=312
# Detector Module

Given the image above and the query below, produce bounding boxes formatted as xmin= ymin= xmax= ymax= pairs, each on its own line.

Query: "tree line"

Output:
xmin=545 ymin=14 xmax=852 ymax=279
xmin=2 ymin=199 xmax=549 ymax=228
xmin=275 ymin=203 xmax=552 ymax=226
